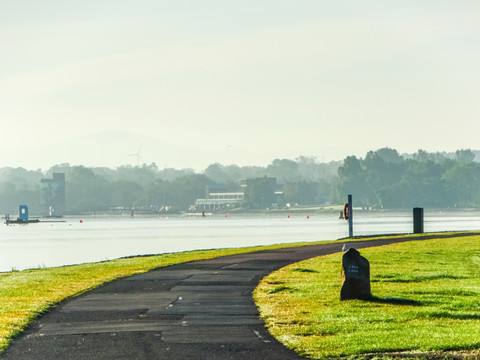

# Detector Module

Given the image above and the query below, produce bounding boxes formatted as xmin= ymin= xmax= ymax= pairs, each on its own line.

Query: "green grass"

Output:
xmin=0 ymin=240 xmax=338 ymax=355
xmin=2 ymin=232 xmax=478 ymax=359
xmin=254 ymin=235 xmax=480 ymax=359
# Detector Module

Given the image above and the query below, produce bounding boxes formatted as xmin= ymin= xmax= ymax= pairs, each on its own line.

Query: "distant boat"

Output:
xmin=4 ymin=205 xmax=62 ymax=225
xmin=5 ymin=218 xmax=40 ymax=225
xmin=183 ymin=212 xmax=213 ymax=217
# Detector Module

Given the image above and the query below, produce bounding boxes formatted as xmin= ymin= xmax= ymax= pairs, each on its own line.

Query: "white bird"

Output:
xmin=342 ymin=244 xmax=348 ymax=251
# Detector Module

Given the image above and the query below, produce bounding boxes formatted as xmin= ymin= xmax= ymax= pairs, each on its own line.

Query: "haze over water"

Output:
xmin=1 ymin=210 xmax=479 ymax=272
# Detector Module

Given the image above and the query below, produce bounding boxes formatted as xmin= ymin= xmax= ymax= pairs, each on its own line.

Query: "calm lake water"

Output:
xmin=1 ymin=210 xmax=479 ymax=272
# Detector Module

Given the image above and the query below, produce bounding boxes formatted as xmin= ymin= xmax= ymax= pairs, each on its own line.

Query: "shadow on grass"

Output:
xmin=268 ymin=285 xmax=297 ymax=294
xmin=424 ymin=311 xmax=480 ymax=320
xmin=292 ymin=268 xmax=318 ymax=273
xmin=372 ymin=274 xmax=467 ymax=283
xmin=367 ymin=295 xmax=421 ymax=306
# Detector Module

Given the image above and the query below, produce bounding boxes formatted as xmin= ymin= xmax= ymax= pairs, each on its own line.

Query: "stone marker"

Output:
xmin=340 ymin=248 xmax=371 ymax=300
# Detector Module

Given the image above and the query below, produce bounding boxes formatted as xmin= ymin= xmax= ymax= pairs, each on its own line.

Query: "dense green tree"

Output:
xmin=158 ymin=167 xmax=195 ymax=181
xmin=363 ymin=148 xmax=404 ymax=208
xmin=204 ymin=163 xmax=229 ymax=184
xmin=168 ymin=174 xmax=214 ymax=210
xmin=116 ymin=163 xmax=159 ymax=187
xmin=111 ymin=180 xmax=144 ymax=207
xmin=0 ymin=168 xmax=43 ymax=213
xmin=443 ymin=162 xmax=480 ymax=207
xmin=244 ymin=177 xmax=276 ymax=209
xmin=284 ymin=181 xmax=319 ymax=205
xmin=335 ymin=156 xmax=368 ymax=207
xmin=296 ymin=156 xmax=322 ymax=181
xmin=455 ymin=149 xmax=475 ymax=163
xmin=237 ymin=166 xmax=265 ymax=181
xmin=64 ymin=166 xmax=111 ymax=212
xmin=143 ymin=179 xmax=174 ymax=208
xmin=266 ymin=159 xmax=300 ymax=183
xmin=5 ymin=149 xmax=480 ymax=214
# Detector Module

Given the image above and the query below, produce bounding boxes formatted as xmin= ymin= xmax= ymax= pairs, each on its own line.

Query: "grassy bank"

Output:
xmin=254 ymin=234 xmax=480 ymax=359
xmin=0 ymin=240 xmax=334 ymax=354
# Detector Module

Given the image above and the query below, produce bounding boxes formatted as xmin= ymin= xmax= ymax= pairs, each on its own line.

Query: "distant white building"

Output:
xmin=194 ymin=185 xmax=244 ymax=211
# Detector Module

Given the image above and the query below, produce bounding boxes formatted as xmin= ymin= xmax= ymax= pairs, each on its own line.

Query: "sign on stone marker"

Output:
xmin=341 ymin=248 xmax=371 ymax=300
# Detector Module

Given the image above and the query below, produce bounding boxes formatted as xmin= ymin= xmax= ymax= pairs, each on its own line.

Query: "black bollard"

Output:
xmin=340 ymin=248 xmax=371 ymax=300
xmin=413 ymin=207 xmax=424 ymax=234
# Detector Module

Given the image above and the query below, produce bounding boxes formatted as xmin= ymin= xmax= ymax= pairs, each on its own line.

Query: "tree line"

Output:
xmin=0 ymin=148 xmax=479 ymax=214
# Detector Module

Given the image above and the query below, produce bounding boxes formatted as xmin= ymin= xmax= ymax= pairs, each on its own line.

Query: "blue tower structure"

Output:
xmin=19 ymin=205 xmax=29 ymax=221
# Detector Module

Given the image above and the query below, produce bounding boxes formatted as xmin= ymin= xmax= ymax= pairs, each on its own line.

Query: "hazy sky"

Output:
xmin=1 ymin=1 xmax=479 ymax=169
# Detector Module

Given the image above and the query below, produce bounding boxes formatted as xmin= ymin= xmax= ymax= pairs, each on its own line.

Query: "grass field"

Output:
xmin=254 ymin=235 xmax=480 ymax=359
xmin=2 ymin=233 xmax=479 ymax=359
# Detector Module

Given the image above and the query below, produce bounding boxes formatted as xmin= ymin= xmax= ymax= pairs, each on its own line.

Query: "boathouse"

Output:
xmin=195 ymin=184 xmax=244 ymax=212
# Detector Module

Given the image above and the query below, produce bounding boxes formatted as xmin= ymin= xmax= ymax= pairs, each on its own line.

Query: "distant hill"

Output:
xmin=0 ymin=130 xmax=307 ymax=171
xmin=0 ymin=131 xmax=229 ymax=170
xmin=2 ymin=130 xmax=479 ymax=171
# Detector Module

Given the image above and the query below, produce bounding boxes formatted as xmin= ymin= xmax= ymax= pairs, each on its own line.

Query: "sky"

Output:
xmin=1 ymin=1 xmax=479 ymax=170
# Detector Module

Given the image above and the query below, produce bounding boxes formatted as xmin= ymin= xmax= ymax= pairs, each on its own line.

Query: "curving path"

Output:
xmin=2 ymin=234 xmax=472 ymax=359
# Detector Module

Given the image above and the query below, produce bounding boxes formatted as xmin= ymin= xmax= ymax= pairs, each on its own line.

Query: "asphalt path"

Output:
xmin=3 ymin=233 xmax=473 ymax=360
